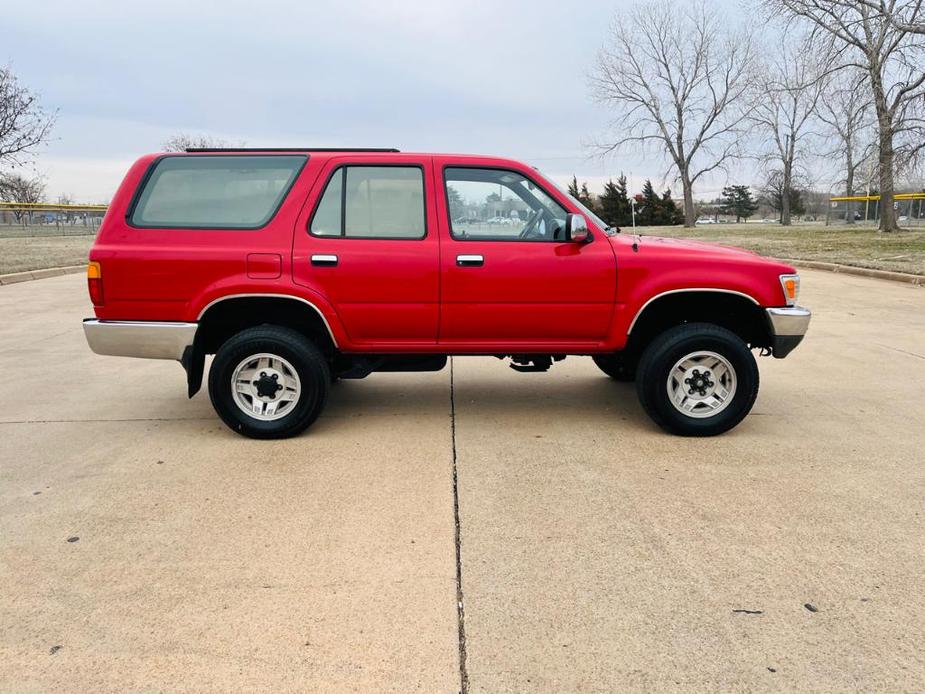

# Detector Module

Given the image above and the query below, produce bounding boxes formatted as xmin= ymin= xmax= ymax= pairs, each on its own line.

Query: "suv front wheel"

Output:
xmin=635 ymin=323 xmax=759 ymax=436
xmin=208 ymin=325 xmax=330 ymax=439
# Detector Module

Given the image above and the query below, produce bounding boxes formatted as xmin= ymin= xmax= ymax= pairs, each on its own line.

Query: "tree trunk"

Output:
xmin=869 ymin=65 xmax=899 ymax=232
xmin=877 ymin=125 xmax=898 ymax=231
xmin=845 ymin=156 xmax=855 ymax=225
xmin=681 ymin=173 xmax=695 ymax=227
xmin=781 ymin=161 xmax=792 ymax=226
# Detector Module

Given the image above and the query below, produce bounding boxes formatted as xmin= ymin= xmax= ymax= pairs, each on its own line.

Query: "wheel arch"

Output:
xmin=185 ymin=294 xmax=338 ymax=398
xmin=626 ymin=289 xmax=770 ymax=357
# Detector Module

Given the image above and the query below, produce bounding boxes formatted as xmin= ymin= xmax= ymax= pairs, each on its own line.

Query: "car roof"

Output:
xmin=159 ymin=148 xmax=520 ymax=161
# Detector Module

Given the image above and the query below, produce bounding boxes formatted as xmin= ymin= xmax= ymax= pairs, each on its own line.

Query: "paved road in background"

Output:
xmin=1 ymin=271 xmax=923 ymax=692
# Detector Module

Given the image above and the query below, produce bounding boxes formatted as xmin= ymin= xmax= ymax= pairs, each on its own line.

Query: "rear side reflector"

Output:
xmin=87 ymin=261 xmax=103 ymax=305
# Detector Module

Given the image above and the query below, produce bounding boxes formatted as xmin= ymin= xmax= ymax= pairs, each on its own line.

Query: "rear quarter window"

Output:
xmin=129 ymin=155 xmax=307 ymax=229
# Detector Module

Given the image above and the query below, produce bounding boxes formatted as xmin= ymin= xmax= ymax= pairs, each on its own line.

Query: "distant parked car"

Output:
xmin=695 ymin=218 xmax=716 ymax=225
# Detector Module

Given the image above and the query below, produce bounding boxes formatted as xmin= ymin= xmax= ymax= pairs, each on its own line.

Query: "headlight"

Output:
xmin=779 ymin=274 xmax=800 ymax=306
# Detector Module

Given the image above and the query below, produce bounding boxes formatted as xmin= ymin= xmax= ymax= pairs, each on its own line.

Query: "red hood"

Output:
xmin=604 ymin=232 xmax=797 ymax=308
xmin=622 ymin=234 xmax=759 ymax=257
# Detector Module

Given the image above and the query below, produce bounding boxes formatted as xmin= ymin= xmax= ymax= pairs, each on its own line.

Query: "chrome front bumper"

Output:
xmin=764 ymin=306 xmax=811 ymax=358
xmin=83 ymin=320 xmax=198 ymax=361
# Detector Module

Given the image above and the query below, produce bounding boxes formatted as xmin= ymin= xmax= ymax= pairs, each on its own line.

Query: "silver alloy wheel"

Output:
xmin=666 ymin=350 xmax=737 ymax=419
xmin=231 ymin=353 xmax=301 ymax=421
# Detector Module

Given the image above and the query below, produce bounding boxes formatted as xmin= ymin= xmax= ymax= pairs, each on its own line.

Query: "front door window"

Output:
xmin=444 ymin=168 xmax=568 ymax=242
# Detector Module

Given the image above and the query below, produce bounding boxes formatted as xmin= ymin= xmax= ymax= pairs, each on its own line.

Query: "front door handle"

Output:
xmin=456 ymin=254 xmax=484 ymax=267
xmin=311 ymin=254 xmax=338 ymax=267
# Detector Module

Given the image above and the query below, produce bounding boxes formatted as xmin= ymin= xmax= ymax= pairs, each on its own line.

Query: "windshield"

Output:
xmin=539 ymin=170 xmax=611 ymax=232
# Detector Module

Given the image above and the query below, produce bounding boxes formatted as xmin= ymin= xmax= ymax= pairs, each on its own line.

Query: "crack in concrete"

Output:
xmin=875 ymin=343 xmax=925 ymax=360
xmin=450 ymin=357 xmax=469 ymax=694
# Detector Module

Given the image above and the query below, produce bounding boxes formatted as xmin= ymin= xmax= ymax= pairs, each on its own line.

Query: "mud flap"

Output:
xmin=180 ymin=344 xmax=205 ymax=398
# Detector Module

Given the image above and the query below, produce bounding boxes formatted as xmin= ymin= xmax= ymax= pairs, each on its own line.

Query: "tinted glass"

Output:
xmin=310 ymin=166 xmax=426 ymax=239
xmin=311 ymin=168 xmax=343 ymax=237
xmin=131 ymin=155 xmax=305 ymax=229
xmin=445 ymin=167 xmax=567 ymax=241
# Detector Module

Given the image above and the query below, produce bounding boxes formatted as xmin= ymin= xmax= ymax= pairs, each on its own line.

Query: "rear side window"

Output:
xmin=310 ymin=166 xmax=426 ymax=239
xmin=130 ymin=155 xmax=306 ymax=229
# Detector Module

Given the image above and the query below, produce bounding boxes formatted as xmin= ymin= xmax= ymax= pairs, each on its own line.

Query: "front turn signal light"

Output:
xmin=779 ymin=274 xmax=799 ymax=306
xmin=87 ymin=261 xmax=104 ymax=305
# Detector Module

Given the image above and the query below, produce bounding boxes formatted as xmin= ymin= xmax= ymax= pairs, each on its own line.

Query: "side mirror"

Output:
xmin=565 ymin=213 xmax=590 ymax=242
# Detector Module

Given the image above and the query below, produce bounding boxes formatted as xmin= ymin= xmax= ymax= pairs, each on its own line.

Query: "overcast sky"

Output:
xmin=7 ymin=0 xmax=756 ymax=202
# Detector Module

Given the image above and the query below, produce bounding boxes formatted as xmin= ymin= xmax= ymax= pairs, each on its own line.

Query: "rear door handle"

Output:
xmin=311 ymin=254 xmax=338 ymax=267
xmin=456 ymin=254 xmax=484 ymax=267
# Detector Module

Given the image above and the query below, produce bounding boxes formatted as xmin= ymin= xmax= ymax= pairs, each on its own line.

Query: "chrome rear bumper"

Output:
xmin=83 ymin=319 xmax=198 ymax=360
xmin=765 ymin=306 xmax=811 ymax=358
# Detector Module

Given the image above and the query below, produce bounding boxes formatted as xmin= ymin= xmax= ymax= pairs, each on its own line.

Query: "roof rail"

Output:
xmin=183 ymin=147 xmax=400 ymax=153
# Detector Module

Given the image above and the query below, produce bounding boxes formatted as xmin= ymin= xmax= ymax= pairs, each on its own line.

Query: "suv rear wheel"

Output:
xmin=635 ymin=323 xmax=758 ymax=436
xmin=208 ymin=325 xmax=330 ymax=439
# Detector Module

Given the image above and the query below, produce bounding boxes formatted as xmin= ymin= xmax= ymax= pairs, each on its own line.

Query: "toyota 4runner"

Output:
xmin=83 ymin=148 xmax=811 ymax=438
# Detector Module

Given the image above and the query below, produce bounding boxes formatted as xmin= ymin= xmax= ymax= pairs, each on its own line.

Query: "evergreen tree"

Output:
xmin=659 ymin=188 xmax=684 ymax=225
xmin=568 ymin=175 xmax=580 ymax=198
xmin=579 ymin=182 xmax=591 ymax=204
xmin=719 ymin=185 xmax=759 ymax=222
xmin=599 ymin=175 xmax=631 ymax=227
xmin=637 ymin=179 xmax=659 ymax=225
xmin=578 ymin=182 xmax=600 ymax=214
xmin=634 ymin=180 xmax=683 ymax=226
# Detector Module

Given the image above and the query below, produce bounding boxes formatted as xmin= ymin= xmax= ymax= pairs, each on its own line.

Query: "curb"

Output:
xmin=785 ymin=260 xmax=924 ymax=286
xmin=0 ymin=265 xmax=85 ymax=286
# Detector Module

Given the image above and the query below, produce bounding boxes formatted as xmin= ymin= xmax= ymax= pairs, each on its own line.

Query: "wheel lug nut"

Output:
xmin=271 ymin=374 xmax=278 ymax=379
xmin=276 ymin=384 xmax=283 ymax=390
xmin=260 ymin=371 xmax=266 ymax=377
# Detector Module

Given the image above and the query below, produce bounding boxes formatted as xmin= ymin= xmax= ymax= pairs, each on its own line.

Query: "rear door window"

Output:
xmin=310 ymin=166 xmax=426 ymax=239
xmin=130 ymin=155 xmax=306 ymax=229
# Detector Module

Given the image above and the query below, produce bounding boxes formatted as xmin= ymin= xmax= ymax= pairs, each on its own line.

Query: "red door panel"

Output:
xmin=433 ymin=158 xmax=616 ymax=344
xmin=440 ymin=240 xmax=616 ymax=341
xmin=292 ymin=156 xmax=440 ymax=344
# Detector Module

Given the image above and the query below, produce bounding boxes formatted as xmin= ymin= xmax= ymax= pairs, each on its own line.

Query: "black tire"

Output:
xmin=592 ymin=353 xmax=636 ymax=382
xmin=208 ymin=325 xmax=330 ymax=439
xmin=635 ymin=323 xmax=758 ymax=436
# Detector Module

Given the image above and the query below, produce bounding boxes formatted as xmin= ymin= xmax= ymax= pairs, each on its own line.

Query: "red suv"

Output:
xmin=83 ymin=148 xmax=810 ymax=438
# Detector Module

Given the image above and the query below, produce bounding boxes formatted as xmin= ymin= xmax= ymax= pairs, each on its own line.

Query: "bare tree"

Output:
xmin=0 ymin=173 xmax=46 ymax=224
xmin=761 ymin=169 xmax=809 ymax=221
xmin=162 ymin=133 xmax=229 ymax=152
xmin=856 ymin=0 xmax=925 ymax=34
xmin=817 ymin=70 xmax=875 ymax=223
xmin=749 ymin=34 xmax=827 ymax=225
xmin=590 ymin=2 xmax=755 ymax=227
xmin=767 ymin=0 xmax=925 ymax=231
xmin=0 ymin=66 xmax=56 ymax=168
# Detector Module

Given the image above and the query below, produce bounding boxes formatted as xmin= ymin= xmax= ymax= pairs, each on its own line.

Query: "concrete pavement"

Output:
xmin=1 ymin=271 xmax=924 ymax=692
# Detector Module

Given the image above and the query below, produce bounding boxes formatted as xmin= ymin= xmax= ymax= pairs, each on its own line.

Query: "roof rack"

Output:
xmin=184 ymin=147 xmax=400 ymax=153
